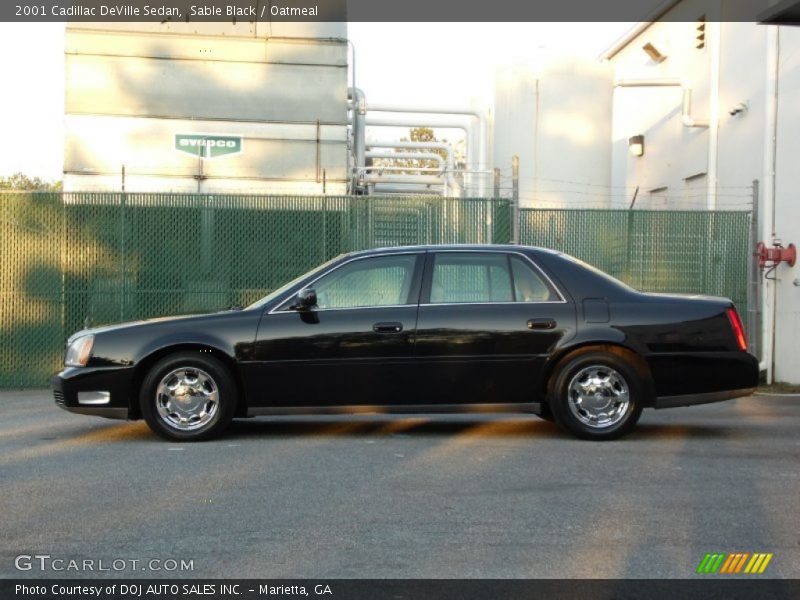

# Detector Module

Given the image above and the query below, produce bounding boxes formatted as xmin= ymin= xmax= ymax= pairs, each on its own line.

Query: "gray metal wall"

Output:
xmin=64 ymin=22 xmax=349 ymax=194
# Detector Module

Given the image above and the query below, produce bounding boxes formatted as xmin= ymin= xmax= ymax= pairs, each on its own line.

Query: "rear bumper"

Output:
xmin=655 ymin=387 xmax=756 ymax=409
xmin=51 ymin=365 xmax=135 ymax=420
xmin=646 ymin=351 xmax=759 ymax=402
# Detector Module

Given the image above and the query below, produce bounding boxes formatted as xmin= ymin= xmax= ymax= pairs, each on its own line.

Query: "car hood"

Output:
xmin=66 ymin=311 xmax=241 ymax=343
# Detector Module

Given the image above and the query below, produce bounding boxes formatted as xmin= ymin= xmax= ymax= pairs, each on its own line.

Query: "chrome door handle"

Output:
xmin=527 ymin=318 xmax=556 ymax=330
xmin=373 ymin=322 xmax=403 ymax=333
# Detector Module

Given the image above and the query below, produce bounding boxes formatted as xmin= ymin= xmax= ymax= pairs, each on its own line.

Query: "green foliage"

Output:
xmin=0 ymin=172 xmax=62 ymax=191
xmin=408 ymin=127 xmax=437 ymax=143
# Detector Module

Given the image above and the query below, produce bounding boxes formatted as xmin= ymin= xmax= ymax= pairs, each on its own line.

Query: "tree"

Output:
xmin=0 ymin=172 xmax=62 ymax=192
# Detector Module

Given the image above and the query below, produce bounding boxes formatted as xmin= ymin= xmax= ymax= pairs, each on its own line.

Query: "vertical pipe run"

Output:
xmin=748 ymin=180 xmax=761 ymax=360
xmin=316 ymin=119 xmax=321 ymax=184
xmin=707 ymin=20 xmax=721 ymax=210
xmin=349 ymin=88 xmax=366 ymax=192
xmin=760 ymin=26 xmax=780 ymax=382
xmin=60 ymin=194 xmax=66 ymax=339
xmin=119 ymin=191 xmax=126 ymax=322
xmin=511 ymin=155 xmax=520 ymax=244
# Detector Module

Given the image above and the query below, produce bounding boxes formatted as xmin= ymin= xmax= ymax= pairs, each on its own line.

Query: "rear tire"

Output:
xmin=549 ymin=350 xmax=643 ymax=440
xmin=140 ymin=352 xmax=237 ymax=441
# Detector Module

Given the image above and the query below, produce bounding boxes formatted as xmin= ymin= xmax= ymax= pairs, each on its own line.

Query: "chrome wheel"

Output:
xmin=567 ymin=365 xmax=630 ymax=429
xmin=155 ymin=367 xmax=219 ymax=431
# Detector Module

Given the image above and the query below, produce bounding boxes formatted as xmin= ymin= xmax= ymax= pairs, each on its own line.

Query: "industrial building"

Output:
xmin=62 ymin=21 xmax=607 ymax=201
xmin=601 ymin=0 xmax=800 ymax=384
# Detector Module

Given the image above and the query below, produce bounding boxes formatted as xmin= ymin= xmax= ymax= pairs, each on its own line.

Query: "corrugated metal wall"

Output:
xmin=0 ymin=193 xmax=751 ymax=387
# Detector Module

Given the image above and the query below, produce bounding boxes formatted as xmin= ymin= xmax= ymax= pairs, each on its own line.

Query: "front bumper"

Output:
xmin=51 ymin=365 xmax=135 ymax=420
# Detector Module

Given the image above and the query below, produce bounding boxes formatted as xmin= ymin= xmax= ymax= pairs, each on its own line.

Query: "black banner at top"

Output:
xmin=1 ymin=0 xmax=788 ymax=23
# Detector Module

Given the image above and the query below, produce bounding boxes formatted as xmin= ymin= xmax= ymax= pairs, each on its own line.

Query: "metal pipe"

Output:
xmin=367 ymin=140 xmax=460 ymax=197
xmin=706 ymin=20 xmax=721 ymax=210
xmin=613 ymin=78 xmax=681 ymax=87
xmin=613 ymin=79 xmax=709 ymax=129
xmin=748 ymin=179 xmax=762 ymax=364
xmin=681 ymin=89 xmax=709 ymax=128
xmin=365 ymin=118 xmax=469 ymax=196
xmin=315 ymin=119 xmax=321 ymax=183
xmin=367 ymin=104 xmax=486 ymax=178
xmin=760 ymin=26 xmax=780 ymax=382
xmin=372 ymin=184 xmax=443 ymax=195
xmin=511 ymin=155 xmax=520 ymax=243
xmin=365 ymin=151 xmax=444 ymax=171
xmin=365 ymin=115 xmax=469 ymax=135
xmin=366 ymin=141 xmax=454 ymax=168
xmin=359 ymin=166 xmax=442 ymax=173
xmin=348 ymin=88 xmax=366 ymax=188
xmin=365 ymin=109 xmax=485 ymax=194
xmin=363 ymin=174 xmax=444 ymax=185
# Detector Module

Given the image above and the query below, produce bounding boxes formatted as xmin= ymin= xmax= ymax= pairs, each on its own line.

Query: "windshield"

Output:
xmin=246 ymin=254 xmax=344 ymax=309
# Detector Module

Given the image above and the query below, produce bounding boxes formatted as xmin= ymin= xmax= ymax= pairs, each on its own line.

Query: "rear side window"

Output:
xmin=429 ymin=252 xmax=559 ymax=304
xmin=510 ymin=255 xmax=559 ymax=302
xmin=431 ymin=253 xmax=513 ymax=304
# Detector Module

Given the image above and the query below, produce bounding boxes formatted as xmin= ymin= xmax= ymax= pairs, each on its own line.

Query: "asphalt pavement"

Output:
xmin=1 ymin=390 xmax=798 ymax=579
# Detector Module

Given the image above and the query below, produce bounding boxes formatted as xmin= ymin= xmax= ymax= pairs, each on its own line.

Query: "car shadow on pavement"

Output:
xmin=225 ymin=416 xmax=565 ymax=440
xmin=628 ymin=423 xmax=741 ymax=440
xmin=29 ymin=417 xmax=747 ymax=444
xmin=223 ymin=417 xmax=741 ymax=441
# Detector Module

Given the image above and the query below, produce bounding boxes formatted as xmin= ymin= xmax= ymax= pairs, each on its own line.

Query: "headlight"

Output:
xmin=65 ymin=335 xmax=94 ymax=367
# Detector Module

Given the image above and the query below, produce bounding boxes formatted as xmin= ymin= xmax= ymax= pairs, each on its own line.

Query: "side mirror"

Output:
xmin=291 ymin=288 xmax=317 ymax=311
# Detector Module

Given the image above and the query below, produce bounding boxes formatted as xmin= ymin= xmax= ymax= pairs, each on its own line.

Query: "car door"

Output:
xmin=413 ymin=250 xmax=576 ymax=406
xmin=249 ymin=252 xmax=424 ymax=408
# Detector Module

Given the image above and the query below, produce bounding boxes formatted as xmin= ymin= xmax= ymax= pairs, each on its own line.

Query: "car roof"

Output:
xmin=344 ymin=244 xmax=559 ymax=258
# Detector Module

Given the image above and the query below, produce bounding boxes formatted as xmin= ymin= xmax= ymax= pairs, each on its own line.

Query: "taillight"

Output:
xmin=726 ymin=307 xmax=747 ymax=351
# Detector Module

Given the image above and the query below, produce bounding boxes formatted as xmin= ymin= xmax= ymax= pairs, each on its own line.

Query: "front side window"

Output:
xmin=312 ymin=254 xmax=418 ymax=309
xmin=429 ymin=252 xmax=559 ymax=304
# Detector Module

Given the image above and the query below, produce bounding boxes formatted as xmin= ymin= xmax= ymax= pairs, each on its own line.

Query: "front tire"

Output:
xmin=140 ymin=352 xmax=237 ymax=441
xmin=549 ymin=350 xmax=643 ymax=440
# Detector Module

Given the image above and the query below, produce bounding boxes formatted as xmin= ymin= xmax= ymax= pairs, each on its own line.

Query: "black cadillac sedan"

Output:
xmin=52 ymin=245 xmax=759 ymax=441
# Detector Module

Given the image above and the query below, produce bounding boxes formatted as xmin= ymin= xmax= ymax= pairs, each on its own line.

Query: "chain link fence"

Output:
xmin=1 ymin=192 xmax=752 ymax=387
xmin=519 ymin=208 xmax=751 ymax=303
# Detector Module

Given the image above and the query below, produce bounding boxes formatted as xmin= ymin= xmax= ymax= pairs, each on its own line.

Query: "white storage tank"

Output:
xmin=64 ymin=21 xmax=349 ymax=194
xmin=493 ymin=57 xmax=613 ymax=207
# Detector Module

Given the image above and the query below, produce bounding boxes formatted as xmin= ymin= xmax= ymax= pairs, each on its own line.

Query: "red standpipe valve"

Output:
xmin=756 ymin=242 xmax=796 ymax=270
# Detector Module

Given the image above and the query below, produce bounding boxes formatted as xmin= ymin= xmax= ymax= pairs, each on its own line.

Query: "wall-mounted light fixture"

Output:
xmin=628 ymin=135 xmax=645 ymax=157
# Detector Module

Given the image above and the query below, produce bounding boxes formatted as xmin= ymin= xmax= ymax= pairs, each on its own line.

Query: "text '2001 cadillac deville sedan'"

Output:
xmin=52 ymin=245 xmax=758 ymax=441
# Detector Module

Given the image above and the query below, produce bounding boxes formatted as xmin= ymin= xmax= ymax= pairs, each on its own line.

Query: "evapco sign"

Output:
xmin=174 ymin=134 xmax=243 ymax=159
